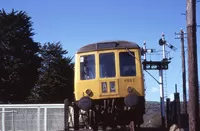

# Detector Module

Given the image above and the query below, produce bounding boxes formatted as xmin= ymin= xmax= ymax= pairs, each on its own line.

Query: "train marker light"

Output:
xmin=127 ymin=86 xmax=133 ymax=93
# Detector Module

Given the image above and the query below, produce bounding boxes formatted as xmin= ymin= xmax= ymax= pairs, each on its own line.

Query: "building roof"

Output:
xmin=76 ymin=40 xmax=140 ymax=53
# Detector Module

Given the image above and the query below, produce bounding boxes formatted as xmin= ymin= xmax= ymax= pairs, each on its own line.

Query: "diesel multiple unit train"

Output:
xmin=67 ymin=40 xmax=145 ymax=130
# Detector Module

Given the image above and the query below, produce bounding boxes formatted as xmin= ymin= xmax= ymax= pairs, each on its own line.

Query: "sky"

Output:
xmin=1 ymin=0 xmax=200 ymax=102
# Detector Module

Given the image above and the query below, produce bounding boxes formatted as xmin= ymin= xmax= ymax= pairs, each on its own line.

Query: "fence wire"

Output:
xmin=0 ymin=104 xmax=64 ymax=131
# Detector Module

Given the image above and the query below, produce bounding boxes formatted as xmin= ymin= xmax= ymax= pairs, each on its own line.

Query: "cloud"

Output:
xmin=168 ymin=93 xmax=174 ymax=100
xmin=150 ymin=87 xmax=159 ymax=93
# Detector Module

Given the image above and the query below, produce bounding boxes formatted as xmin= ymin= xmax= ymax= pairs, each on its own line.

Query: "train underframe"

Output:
xmin=69 ymin=96 xmax=145 ymax=130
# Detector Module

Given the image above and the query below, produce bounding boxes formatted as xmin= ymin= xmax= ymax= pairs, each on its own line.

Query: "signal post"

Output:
xmin=142 ymin=33 xmax=175 ymax=127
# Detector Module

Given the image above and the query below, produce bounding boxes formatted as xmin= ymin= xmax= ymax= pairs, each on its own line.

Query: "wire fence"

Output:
xmin=0 ymin=104 xmax=65 ymax=131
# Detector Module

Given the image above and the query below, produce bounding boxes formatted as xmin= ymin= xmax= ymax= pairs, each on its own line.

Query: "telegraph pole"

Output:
xmin=186 ymin=0 xmax=199 ymax=131
xmin=175 ymin=29 xmax=187 ymax=114
xmin=180 ymin=29 xmax=187 ymax=115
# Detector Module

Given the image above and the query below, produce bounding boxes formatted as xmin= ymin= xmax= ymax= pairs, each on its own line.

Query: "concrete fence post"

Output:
xmin=37 ymin=107 xmax=40 ymax=131
xmin=2 ymin=108 xmax=5 ymax=131
xmin=44 ymin=108 xmax=47 ymax=131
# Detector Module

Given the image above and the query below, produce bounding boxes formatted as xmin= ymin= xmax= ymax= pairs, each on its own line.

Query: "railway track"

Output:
xmin=66 ymin=126 xmax=168 ymax=131
xmin=65 ymin=127 xmax=168 ymax=131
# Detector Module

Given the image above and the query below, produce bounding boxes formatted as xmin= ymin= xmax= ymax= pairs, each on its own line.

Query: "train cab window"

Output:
xmin=99 ymin=52 xmax=116 ymax=78
xmin=80 ymin=54 xmax=95 ymax=80
xmin=119 ymin=52 xmax=136 ymax=76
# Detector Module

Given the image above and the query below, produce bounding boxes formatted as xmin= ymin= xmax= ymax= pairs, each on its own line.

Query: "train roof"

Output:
xmin=76 ymin=40 xmax=140 ymax=53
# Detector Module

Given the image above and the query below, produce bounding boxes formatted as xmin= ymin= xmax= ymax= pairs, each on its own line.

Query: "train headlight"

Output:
xmin=127 ymin=86 xmax=133 ymax=93
xmin=85 ymin=89 xmax=93 ymax=97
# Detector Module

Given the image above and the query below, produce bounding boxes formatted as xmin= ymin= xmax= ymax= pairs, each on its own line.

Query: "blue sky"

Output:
xmin=1 ymin=0 xmax=200 ymax=101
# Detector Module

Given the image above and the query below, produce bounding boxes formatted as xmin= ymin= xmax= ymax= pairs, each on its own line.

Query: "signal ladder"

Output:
xmin=163 ymin=70 xmax=168 ymax=99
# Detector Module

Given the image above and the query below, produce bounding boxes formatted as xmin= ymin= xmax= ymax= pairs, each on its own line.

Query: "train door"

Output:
xmin=98 ymin=51 xmax=119 ymax=98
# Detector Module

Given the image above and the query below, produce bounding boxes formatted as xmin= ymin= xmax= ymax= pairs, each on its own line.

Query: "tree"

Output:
xmin=28 ymin=42 xmax=74 ymax=103
xmin=0 ymin=9 xmax=41 ymax=103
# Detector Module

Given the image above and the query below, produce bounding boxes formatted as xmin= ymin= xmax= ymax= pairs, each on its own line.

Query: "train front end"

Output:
xmin=73 ymin=41 xmax=145 ymax=128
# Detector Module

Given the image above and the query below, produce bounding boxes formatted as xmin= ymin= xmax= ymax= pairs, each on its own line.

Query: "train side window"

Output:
xmin=99 ymin=52 xmax=116 ymax=78
xmin=119 ymin=52 xmax=136 ymax=76
xmin=80 ymin=54 xmax=95 ymax=80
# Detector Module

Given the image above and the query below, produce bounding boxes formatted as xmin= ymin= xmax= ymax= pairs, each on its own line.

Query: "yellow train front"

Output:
xmin=73 ymin=40 xmax=145 ymax=130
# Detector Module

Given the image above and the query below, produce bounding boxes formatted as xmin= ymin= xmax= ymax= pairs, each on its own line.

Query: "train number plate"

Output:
xmin=124 ymin=79 xmax=135 ymax=82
